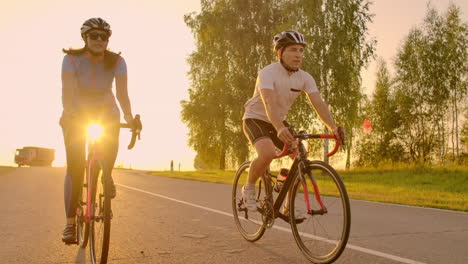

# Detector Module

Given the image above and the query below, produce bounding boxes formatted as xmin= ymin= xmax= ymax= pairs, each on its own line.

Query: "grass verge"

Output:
xmin=148 ymin=166 xmax=468 ymax=211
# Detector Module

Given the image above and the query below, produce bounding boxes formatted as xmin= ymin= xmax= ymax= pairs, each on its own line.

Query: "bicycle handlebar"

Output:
xmin=317 ymin=134 xmax=340 ymax=157
xmin=275 ymin=133 xmax=341 ymax=159
xmin=120 ymin=114 xmax=142 ymax=150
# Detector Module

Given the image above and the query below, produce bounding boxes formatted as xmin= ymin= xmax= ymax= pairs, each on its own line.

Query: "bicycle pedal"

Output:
xmin=63 ymin=240 xmax=78 ymax=246
xmin=278 ymin=212 xmax=306 ymax=224
xmin=294 ymin=218 xmax=306 ymax=224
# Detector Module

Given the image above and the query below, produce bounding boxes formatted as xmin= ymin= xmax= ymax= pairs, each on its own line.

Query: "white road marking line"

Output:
xmin=116 ymin=183 xmax=427 ymax=264
xmin=116 ymin=183 xmax=233 ymax=217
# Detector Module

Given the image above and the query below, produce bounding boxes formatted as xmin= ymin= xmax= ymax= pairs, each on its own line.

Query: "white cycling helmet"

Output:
xmin=81 ymin=17 xmax=112 ymax=38
xmin=273 ymin=30 xmax=306 ymax=51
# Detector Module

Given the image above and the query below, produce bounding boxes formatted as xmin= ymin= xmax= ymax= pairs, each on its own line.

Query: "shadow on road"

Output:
xmin=74 ymin=247 xmax=86 ymax=263
xmin=251 ymin=242 xmax=295 ymax=263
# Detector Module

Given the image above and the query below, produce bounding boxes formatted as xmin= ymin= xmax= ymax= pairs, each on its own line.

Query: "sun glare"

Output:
xmin=87 ymin=123 xmax=104 ymax=141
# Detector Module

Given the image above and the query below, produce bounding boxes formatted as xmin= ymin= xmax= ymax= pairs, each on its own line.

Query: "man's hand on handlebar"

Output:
xmin=332 ymin=126 xmax=346 ymax=150
xmin=277 ymin=127 xmax=297 ymax=149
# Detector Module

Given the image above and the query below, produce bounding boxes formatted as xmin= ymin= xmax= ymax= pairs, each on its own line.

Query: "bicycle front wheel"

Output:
xmin=232 ymin=161 xmax=267 ymax=242
xmin=289 ymin=160 xmax=351 ymax=263
xmin=76 ymin=172 xmax=90 ymax=248
xmin=89 ymin=161 xmax=111 ymax=264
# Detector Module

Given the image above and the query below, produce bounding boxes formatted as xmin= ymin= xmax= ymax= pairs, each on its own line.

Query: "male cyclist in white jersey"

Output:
xmin=242 ymin=30 xmax=345 ymax=214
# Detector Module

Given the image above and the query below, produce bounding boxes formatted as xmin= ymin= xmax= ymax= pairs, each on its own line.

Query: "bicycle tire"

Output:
xmin=89 ymin=161 xmax=111 ymax=264
xmin=289 ymin=160 xmax=351 ymax=263
xmin=76 ymin=167 xmax=91 ymax=248
xmin=232 ymin=161 xmax=267 ymax=242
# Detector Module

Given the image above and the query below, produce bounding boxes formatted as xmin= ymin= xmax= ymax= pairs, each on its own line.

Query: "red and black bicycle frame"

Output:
xmin=76 ymin=141 xmax=105 ymax=224
xmin=272 ymin=134 xmax=340 ymax=218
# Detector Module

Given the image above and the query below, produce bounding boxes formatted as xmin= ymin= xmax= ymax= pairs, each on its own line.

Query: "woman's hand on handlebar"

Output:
xmin=122 ymin=114 xmax=142 ymax=150
xmin=124 ymin=114 xmax=134 ymax=127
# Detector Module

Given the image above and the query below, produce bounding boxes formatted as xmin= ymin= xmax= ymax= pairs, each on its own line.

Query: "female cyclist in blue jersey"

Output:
xmin=60 ymin=18 xmax=134 ymax=243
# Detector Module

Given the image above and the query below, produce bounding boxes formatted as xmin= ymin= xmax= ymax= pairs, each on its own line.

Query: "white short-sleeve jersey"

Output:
xmin=243 ymin=62 xmax=319 ymax=122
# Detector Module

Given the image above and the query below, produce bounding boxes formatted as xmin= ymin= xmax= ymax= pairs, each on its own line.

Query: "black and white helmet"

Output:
xmin=81 ymin=18 xmax=112 ymax=38
xmin=273 ymin=30 xmax=306 ymax=51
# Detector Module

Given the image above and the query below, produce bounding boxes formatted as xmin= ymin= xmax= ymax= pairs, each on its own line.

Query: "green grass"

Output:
xmin=338 ymin=166 xmax=468 ymax=211
xmin=148 ymin=166 xmax=468 ymax=211
xmin=148 ymin=170 xmax=236 ymax=184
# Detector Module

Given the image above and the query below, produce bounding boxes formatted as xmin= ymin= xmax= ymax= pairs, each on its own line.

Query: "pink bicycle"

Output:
xmin=75 ymin=114 xmax=142 ymax=264
xmin=232 ymin=128 xmax=350 ymax=263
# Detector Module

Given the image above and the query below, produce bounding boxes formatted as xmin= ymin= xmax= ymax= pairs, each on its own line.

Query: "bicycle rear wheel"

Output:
xmin=289 ymin=160 xmax=350 ymax=263
xmin=232 ymin=161 xmax=268 ymax=242
xmin=89 ymin=161 xmax=111 ymax=264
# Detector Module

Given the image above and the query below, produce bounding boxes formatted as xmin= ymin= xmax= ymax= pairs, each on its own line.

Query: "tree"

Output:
xmin=354 ymin=58 xmax=403 ymax=166
xmin=182 ymin=1 xmax=233 ymax=169
xmin=372 ymin=59 xmax=401 ymax=162
xmin=183 ymin=0 xmax=375 ymax=169
xmin=393 ymin=4 xmax=467 ymax=164
xmin=313 ymin=0 xmax=375 ymax=167
xmin=183 ymin=0 xmax=283 ymax=169
xmin=421 ymin=6 xmax=451 ymax=163
xmin=443 ymin=4 xmax=467 ymax=162
xmin=460 ymin=109 xmax=468 ymax=163
xmin=394 ymin=28 xmax=436 ymax=163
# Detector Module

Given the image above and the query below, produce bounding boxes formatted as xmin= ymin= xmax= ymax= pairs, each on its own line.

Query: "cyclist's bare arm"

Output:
xmin=61 ymin=71 xmax=77 ymax=115
xmin=115 ymin=74 xmax=133 ymax=122
xmin=259 ymin=89 xmax=295 ymax=145
xmin=306 ymin=92 xmax=343 ymax=143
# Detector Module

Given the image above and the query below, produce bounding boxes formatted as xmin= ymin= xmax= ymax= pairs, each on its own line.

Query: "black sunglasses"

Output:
xmin=88 ymin=32 xmax=109 ymax=41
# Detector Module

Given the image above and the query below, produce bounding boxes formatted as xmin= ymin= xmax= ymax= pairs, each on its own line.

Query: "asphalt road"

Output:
xmin=1 ymin=167 xmax=467 ymax=264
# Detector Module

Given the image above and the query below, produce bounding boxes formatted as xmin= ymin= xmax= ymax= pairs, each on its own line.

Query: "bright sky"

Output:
xmin=0 ymin=0 xmax=466 ymax=170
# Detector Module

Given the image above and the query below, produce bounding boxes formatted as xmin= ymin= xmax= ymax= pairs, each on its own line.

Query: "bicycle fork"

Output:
xmin=300 ymin=171 xmax=328 ymax=215
xmin=84 ymin=156 xmax=104 ymax=223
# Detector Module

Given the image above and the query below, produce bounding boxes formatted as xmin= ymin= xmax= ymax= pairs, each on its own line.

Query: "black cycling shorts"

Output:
xmin=243 ymin=118 xmax=289 ymax=150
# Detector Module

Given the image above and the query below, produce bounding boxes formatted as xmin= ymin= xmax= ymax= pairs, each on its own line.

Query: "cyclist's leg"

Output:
xmin=242 ymin=119 xmax=278 ymax=211
xmin=101 ymin=121 xmax=120 ymax=198
xmin=248 ymin=139 xmax=276 ymax=184
xmin=243 ymin=119 xmax=280 ymax=185
xmin=241 ymin=138 xmax=276 ymax=211
xmin=282 ymin=155 xmax=296 ymax=215
xmin=61 ymin=118 xmax=86 ymax=242
xmin=282 ymin=154 xmax=309 ymax=220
